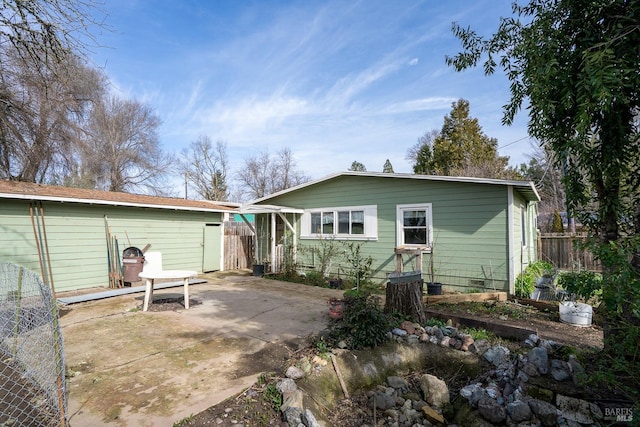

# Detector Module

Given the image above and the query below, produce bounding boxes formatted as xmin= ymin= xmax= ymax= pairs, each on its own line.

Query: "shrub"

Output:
xmin=515 ymin=261 xmax=555 ymax=298
xmin=557 ymin=270 xmax=602 ymax=302
xmin=328 ymin=293 xmax=390 ymax=350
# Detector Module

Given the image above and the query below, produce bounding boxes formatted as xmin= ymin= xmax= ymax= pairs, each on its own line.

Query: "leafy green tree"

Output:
xmin=348 ymin=161 xmax=367 ymax=172
xmin=431 ymin=99 xmax=514 ymax=178
xmin=382 ymin=159 xmax=394 ymax=173
xmin=407 ymin=129 xmax=438 ymax=175
xmin=447 ymin=0 xmax=640 ymax=381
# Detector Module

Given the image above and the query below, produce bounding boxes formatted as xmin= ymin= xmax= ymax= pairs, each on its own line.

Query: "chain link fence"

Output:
xmin=0 ymin=262 xmax=67 ymax=426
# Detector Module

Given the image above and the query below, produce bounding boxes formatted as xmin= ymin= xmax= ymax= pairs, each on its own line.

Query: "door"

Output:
xmin=203 ymin=224 xmax=221 ymax=272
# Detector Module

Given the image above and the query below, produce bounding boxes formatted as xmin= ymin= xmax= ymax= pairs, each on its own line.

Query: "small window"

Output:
xmin=302 ymin=206 xmax=377 ymax=240
xmin=397 ymin=204 xmax=432 ymax=248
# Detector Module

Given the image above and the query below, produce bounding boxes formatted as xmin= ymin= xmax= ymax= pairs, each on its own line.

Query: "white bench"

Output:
xmin=138 ymin=252 xmax=198 ymax=312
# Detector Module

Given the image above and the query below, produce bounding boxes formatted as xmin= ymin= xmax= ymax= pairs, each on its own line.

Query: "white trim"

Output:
xmin=0 ymin=192 xmax=230 ymax=213
xmin=396 ymin=203 xmax=433 ymax=248
xmin=507 ymin=187 xmax=515 ymax=295
xmin=300 ymin=205 xmax=377 ymax=240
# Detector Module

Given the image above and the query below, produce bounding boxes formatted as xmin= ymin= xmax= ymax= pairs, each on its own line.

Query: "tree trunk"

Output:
xmin=385 ymin=280 xmax=426 ymax=324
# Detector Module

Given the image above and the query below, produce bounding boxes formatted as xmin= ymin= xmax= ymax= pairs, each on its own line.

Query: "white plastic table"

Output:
xmin=138 ymin=270 xmax=198 ymax=312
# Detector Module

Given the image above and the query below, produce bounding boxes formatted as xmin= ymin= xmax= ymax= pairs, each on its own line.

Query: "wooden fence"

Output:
xmin=538 ymin=233 xmax=600 ymax=271
xmin=223 ymin=222 xmax=254 ymax=270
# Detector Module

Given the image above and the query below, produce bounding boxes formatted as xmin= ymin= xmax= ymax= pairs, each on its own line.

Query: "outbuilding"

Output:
xmin=0 ymin=180 xmax=234 ymax=293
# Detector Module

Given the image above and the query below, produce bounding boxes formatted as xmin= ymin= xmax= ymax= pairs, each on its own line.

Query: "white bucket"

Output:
xmin=559 ymin=301 xmax=593 ymax=327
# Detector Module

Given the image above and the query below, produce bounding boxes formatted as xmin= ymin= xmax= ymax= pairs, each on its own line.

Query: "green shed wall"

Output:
xmin=258 ymin=175 xmax=528 ymax=292
xmin=0 ymin=199 xmax=223 ymax=293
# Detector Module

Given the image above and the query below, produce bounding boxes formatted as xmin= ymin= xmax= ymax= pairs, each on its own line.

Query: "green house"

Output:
xmin=0 ymin=180 xmax=234 ymax=293
xmin=242 ymin=172 xmax=540 ymax=294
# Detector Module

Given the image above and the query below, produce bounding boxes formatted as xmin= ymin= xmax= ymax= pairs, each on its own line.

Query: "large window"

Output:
xmin=302 ymin=205 xmax=376 ymax=240
xmin=396 ymin=203 xmax=432 ymax=248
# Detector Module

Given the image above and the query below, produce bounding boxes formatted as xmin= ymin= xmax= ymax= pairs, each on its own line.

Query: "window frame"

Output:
xmin=302 ymin=205 xmax=377 ymax=241
xmin=396 ymin=203 xmax=433 ymax=249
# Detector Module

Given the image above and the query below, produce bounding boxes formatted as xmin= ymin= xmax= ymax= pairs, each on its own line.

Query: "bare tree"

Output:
xmin=0 ymin=0 xmax=105 ymax=90
xmin=79 ymin=95 xmax=174 ymax=194
xmin=348 ymin=161 xmax=366 ymax=172
xmin=235 ymin=147 xmax=309 ymax=200
xmin=181 ymin=136 xmax=229 ymax=201
xmin=0 ymin=47 xmax=105 ymax=182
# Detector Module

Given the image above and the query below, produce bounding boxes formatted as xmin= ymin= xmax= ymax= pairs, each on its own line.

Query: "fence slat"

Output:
xmin=539 ymin=233 xmax=600 ymax=271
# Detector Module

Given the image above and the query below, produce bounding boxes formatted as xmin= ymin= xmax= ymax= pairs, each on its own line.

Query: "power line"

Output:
xmin=498 ymin=135 xmax=530 ymax=149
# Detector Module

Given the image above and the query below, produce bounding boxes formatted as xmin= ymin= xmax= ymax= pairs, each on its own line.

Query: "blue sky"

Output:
xmin=89 ymin=0 xmax=534 ymax=192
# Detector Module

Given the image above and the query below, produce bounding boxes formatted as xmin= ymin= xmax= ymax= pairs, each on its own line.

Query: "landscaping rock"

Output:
xmin=528 ymin=398 xmax=559 ymax=426
xmin=506 ymin=399 xmax=532 ymax=422
xmin=460 ymin=334 xmax=474 ymax=351
xmin=478 ymin=397 xmax=507 ymax=424
xmin=483 ymin=345 xmax=511 ymax=366
xmin=470 ymin=338 xmax=491 ymax=355
xmin=419 ymin=374 xmax=450 ymax=408
xmin=285 ymin=365 xmax=305 ymax=380
xmin=556 ymin=394 xmax=603 ymax=425
xmin=421 ymin=405 xmax=445 ymax=425
xmin=400 ymin=320 xmax=416 ymax=335
xmin=301 ymin=409 xmax=321 ymax=427
xmin=460 ymin=383 xmax=487 ymax=408
xmin=528 ymin=346 xmax=549 ymax=375
xmin=276 ymin=378 xmax=297 ymax=395
xmin=387 ymin=375 xmax=408 ymax=390
xmin=550 ymin=359 xmax=571 ymax=381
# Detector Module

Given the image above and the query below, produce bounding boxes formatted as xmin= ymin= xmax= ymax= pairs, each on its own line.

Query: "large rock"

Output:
xmin=483 ymin=345 xmax=511 ymax=367
xmin=387 ymin=375 xmax=408 ymax=390
xmin=478 ymin=398 xmax=507 ymax=424
xmin=419 ymin=374 xmax=450 ymax=408
xmin=506 ymin=399 xmax=532 ymax=422
xmin=528 ymin=346 xmax=549 ymax=375
xmin=528 ymin=398 xmax=559 ymax=426
xmin=556 ymin=394 xmax=603 ymax=425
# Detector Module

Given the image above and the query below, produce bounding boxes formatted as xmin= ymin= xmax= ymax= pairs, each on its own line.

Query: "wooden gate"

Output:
xmin=224 ymin=222 xmax=254 ymax=270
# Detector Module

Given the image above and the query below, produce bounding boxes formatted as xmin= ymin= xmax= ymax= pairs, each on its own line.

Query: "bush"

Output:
xmin=328 ymin=293 xmax=390 ymax=350
xmin=557 ymin=270 xmax=602 ymax=302
xmin=515 ymin=261 xmax=555 ymax=298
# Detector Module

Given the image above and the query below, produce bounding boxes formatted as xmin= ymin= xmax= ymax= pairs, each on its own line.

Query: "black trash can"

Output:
xmin=122 ymin=247 xmax=145 ymax=283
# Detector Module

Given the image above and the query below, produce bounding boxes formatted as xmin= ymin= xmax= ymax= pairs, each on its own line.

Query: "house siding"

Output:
xmin=258 ymin=175 xmax=518 ymax=292
xmin=1 ymin=199 xmax=223 ymax=293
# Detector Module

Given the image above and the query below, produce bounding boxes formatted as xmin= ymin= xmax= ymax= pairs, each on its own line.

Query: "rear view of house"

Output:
xmin=243 ymin=172 xmax=540 ymax=294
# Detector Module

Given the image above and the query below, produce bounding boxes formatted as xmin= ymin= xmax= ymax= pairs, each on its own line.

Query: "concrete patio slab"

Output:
xmin=60 ymin=272 xmax=343 ymax=427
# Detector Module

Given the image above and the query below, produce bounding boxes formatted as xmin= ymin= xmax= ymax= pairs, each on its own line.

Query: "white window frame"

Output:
xmin=521 ymin=204 xmax=527 ymax=248
xmin=396 ymin=203 xmax=433 ymax=249
xmin=301 ymin=205 xmax=377 ymax=240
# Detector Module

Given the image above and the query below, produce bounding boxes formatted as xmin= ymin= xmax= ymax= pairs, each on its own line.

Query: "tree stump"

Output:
xmin=385 ymin=280 xmax=426 ymax=324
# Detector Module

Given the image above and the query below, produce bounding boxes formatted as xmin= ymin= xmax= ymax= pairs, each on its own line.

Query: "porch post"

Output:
xmin=270 ymin=212 xmax=276 ymax=272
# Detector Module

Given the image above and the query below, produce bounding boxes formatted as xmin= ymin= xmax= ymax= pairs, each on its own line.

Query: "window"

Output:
xmin=396 ymin=204 xmax=432 ymax=248
xmin=302 ymin=205 xmax=377 ymax=240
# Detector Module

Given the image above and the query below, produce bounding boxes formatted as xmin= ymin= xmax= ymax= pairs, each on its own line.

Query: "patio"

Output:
xmin=60 ymin=271 xmax=343 ymax=427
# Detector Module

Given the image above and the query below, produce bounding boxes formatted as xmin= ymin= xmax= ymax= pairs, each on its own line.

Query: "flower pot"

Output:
xmin=329 ymin=278 xmax=343 ymax=289
xmin=427 ymin=282 xmax=442 ymax=295
xmin=252 ymin=264 xmax=265 ymax=277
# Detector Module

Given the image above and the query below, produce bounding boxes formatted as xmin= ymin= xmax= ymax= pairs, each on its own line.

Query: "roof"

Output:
xmin=0 ymin=180 xmax=237 ymax=213
xmin=249 ymin=171 xmax=541 ymax=204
